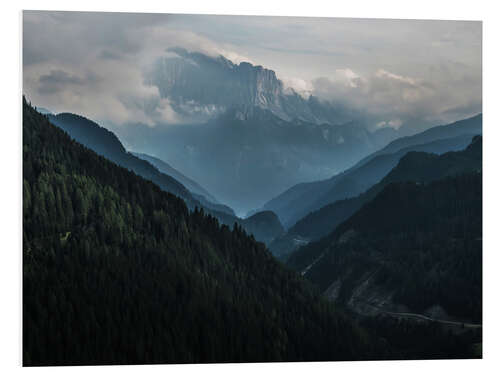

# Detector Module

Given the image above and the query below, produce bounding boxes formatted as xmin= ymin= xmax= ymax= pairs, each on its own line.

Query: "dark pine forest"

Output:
xmin=22 ymin=98 xmax=373 ymax=365
xmin=22 ymin=97 xmax=482 ymax=365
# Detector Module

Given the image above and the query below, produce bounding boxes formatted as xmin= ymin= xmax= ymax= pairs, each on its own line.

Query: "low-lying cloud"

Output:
xmin=311 ymin=63 xmax=481 ymax=131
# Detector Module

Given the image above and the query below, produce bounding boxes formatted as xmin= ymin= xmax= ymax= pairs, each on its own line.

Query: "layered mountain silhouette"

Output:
xmin=264 ymin=114 xmax=482 ymax=229
xmin=132 ymin=151 xmax=219 ymax=204
xmin=287 ymin=171 xmax=482 ymax=324
xmin=48 ymin=112 xmax=193 ymax=200
xmin=131 ymin=151 xmax=234 ymax=216
xmin=45 ymin=111 xmax=283 ymax=245
xmin=23 ymin=98 xmax=374 ymax=365
xmin=271 ymin=135 xmax=482 ymax=259
xmin=353 ymin=114 xmax=483 ymax=168
xmin=118 ymin=48 xmax=400 ymax=214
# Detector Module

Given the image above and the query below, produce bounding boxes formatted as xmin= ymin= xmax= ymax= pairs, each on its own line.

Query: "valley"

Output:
xmin=22 ymin=13 xmax=483 ymax=364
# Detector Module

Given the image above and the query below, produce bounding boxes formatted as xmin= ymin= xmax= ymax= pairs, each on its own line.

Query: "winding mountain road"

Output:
xmin=383 ymin=311 xmax=482 ymax=329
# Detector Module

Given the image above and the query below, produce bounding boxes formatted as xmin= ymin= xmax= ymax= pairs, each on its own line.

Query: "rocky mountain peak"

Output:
xmin=147 ymin=47 xmax=351 ymax=125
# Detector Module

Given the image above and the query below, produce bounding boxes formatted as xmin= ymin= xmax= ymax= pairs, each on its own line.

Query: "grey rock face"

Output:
xmin=147 ymin=47 xmax=352 ymax=125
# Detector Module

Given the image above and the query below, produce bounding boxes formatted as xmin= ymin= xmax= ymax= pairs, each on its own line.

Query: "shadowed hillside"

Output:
xmin=23 ymin=98 xmax=373 ymax=365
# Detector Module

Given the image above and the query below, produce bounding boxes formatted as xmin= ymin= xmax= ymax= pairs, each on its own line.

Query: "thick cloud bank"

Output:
xmin=23 ymin=12 xmax=481 ymax=133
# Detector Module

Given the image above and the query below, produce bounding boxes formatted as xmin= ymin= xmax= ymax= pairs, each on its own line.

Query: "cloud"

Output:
xmin=376 ymin=119 xmax=403 ymax=130
xmin=38 ymin=69 xmax=93 ymax=95
xmin=375 ymin=69 xmax=417 ymax=86
xmin=23 ymin=11 xmax=259 ymax=127
xmin=281 ymin=77 xmax=313 ymax=97
xmin=312 ymin=63 xmax=481 ymax=130
xmin=23 ymin=11 xmax=481 ymax=133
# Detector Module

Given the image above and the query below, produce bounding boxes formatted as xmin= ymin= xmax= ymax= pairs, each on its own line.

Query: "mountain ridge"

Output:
xmin=270 ymin=135 xmax=482 ymax=259
xmin=149 ymin=47 xmax=356 ymax=125
xmin=23 ymin=97 xmax=372 ymax=365
xmin=287 ymin=172 xmax=482 ymax=324
xmin=45 ymin=110 xmax=283 ymax=245
xmin=262 ymin=113 xmax=482 ymax=228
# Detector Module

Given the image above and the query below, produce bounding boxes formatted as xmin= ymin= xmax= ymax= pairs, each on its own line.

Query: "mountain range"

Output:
xmin=23 ymin=98 xmax=373 ymax=365
xmin=148 ymin=47 xmax=357 ymax=125
xmin=284 ymin=136 xmax=482 ymax=323
xmin=263 ymin=114 xmax=482 ymax=229
xmin=24 ymin=87 xmax=482 ymax=362
xmin=45 ymin=111 xmax=284 ymax=245
xmin=287 ymin=170 xmax=482 ymax=324
xmin=116 ymin=48 xmax=400 ymax=214
xmin=270 ymin=134 xmax=482 ymax=259
xmin=132 ymin=151 xmax=219 ymax=204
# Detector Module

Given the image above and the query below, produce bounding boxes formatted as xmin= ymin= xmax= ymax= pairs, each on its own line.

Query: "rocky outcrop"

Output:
xmin=147 ymin=47 xmax=352 ymax=125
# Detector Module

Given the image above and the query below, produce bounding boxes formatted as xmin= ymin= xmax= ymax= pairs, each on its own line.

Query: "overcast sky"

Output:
xmin=23 ymin=11 xmax=482 ymax=131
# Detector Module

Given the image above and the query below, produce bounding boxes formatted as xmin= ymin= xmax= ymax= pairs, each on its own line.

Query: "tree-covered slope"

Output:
xmin=46 ymin=110 xmax=284 ymax=244
xmin=271 ymin=136 xmax=482 ymax=259
xmin=48 ymin=112 xmax=195 ymax=202
xmin=263 ymin=114 xmax=480 ymax=229
xmin=23 ymin=98 xmax=372 ymax=366
xmin=288 ymin=134 xmax=477 ymax=229
xmin=287 ymin=173 xmax=482 ymax=323
xmin=132 ymin=152 xmax=219 ymax=204
xmin=240 ymin=211 xmax=285 ymax=246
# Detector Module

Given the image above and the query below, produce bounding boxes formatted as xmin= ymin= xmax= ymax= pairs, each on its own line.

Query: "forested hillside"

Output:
xmin=48 ymin=112 xmax=193 ymax=201
xmin=48 ymin=112 xmax=234 ymax=216
xmin=287 ymin=173 xmax=482 ymax=323
xmin=132 ymin=152 xmax=222 ymax=206
xmin=271 ymin=137 xmax=482 ymax=259
xmin=22 ymin=13 xmax=483 ymax=365
xmin=262 ymin=113 xmax=481 ymax=229
xmin=23 ymin=98 xmax=372 ymax=365
xmin=45 ymin=110 xmax=283 ymax=244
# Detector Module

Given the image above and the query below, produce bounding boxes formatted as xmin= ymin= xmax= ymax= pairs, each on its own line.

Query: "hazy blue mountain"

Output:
xmin=353 ymin=114 xmax=482 ymax=169
xmin=286 ymin=172 xmax=482 ymax=324
xmin=132 ymin=152 xmax=235 ymax=216
xmin=48 ymin=112 xmax=194 ymax=201
xmin=240 ymin=211 xmax=285 ymax=246
xmin=117 ymin=49 xmax=399 ymax=214
xmin=120 ymin=106 xmax=396 ymax=215
xmin=206 ymin=209 xmax=285 ymax=246
xmin=46 ymin=111 xmax=283 ymax=244
xmin=263 ymin=114 xmax=482 ymax=228
xmin=270 ymin=136 xmax=482 ymax=259
xmin=23 ymin=98 xmax=372 ymax=365
xmin=132 ymin=152 xmax=218 ymax=202
xmin=35 ymin=106 xmax=53 ymax=115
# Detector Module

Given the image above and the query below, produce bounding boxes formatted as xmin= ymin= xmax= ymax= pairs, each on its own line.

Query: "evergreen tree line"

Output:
xmin=23 ymin=98 xmax=481 ymax=365
xmin=288 ymin=173 xmax=482 ymax=323
xmin=23 ymin=98 xmax=372 ymax=365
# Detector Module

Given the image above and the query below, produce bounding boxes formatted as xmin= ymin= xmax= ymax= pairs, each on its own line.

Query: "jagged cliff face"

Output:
xmin=123 ymin=48 xmax=397 ymax=214
xmin=147 ymin=47 xmax=350 ymax=124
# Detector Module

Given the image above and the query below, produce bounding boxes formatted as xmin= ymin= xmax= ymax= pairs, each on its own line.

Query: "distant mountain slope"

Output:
xmin=119 ymin=48 xmax=400 ymax=214
xmin=264 ymin=128 xmax=479 ymax=229
xmin=46 ymin=111 xmax=282 ymax=244
xmin=286 ymin=172 xmax=482 ymax=324
xmin=132 ymin=152 xmax=235 ymax=216
xmin=126 ymin=106 xmax=398 ymax=215
xmin=271 ymin=136 xmax=482 ymax=259
xmin=132 ymin=152 xmax=218 ymax=203
xmin=353 ymin=114 xmax=482 ymax=168
xmin=240 ymin=211 xmax=285 ymax=246
xmin=35 ymin=106 xmax=53 ymax=115
xmin=23 ymin=98 xmax=372 ymax=365
xmin=48 ymin=112 xmax=193 ymax=201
